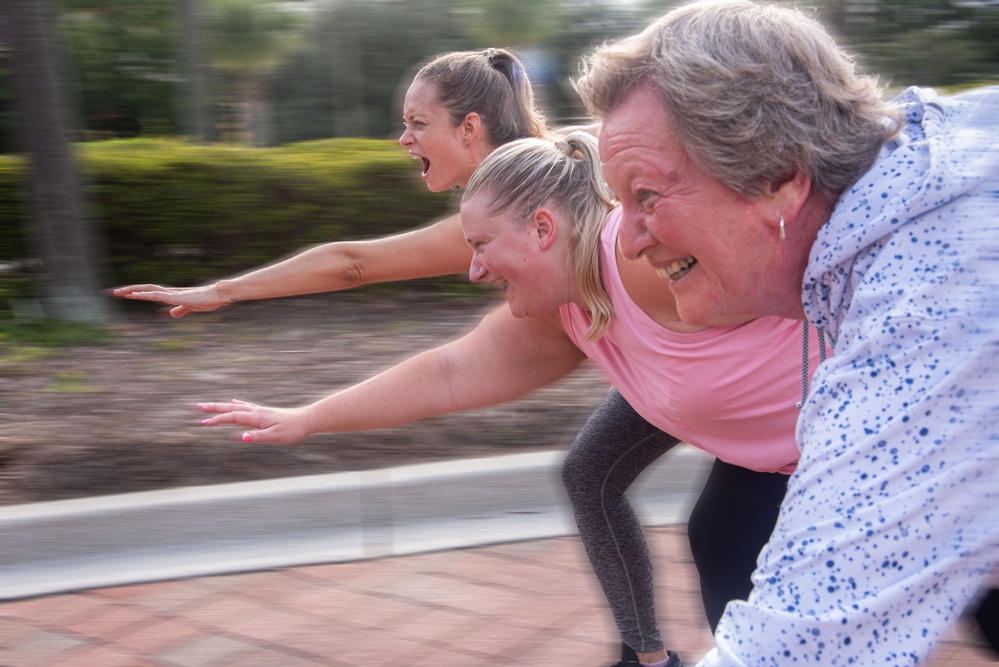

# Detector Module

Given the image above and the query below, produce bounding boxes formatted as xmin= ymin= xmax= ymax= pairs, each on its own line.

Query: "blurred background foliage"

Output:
xmin=23 ymin=0 xmax=998 ymax=154
xmin=0 ymin=0 xmax=998 ymax=322
xmin=0 ymin=137 xmax=456 ymax=298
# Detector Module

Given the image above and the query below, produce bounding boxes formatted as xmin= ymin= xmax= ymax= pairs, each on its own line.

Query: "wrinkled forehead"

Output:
xmin=598 ymin=85 xmax=676 ymax=164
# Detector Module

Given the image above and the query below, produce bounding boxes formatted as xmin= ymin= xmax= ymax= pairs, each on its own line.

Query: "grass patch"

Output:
xmin=0 ymin=314 xmax=114 ymax=348
xmin=0 ymin=345 xmax=56 ymax=377
xmin=148 ymin=337 xmax=196 ymax=352
xmin=0 ymin=345 xmax=55 ymax=362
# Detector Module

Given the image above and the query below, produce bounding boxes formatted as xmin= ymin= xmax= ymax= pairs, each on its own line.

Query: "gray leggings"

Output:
xmin=562 ymin=388 xmax=788 ymax=653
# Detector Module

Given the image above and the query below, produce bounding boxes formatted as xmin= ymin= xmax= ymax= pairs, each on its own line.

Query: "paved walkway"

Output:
xmin=1 ymin=526 xmax=993 ymax=667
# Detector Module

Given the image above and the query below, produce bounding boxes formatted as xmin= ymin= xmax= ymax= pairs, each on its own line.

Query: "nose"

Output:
xmin=617 ymin=209 xmax=657 ymax=260
xmin=399 ymin=126 xmax=413 ymax=147
xmin=468 ymin=255 xmax=487 ymax=283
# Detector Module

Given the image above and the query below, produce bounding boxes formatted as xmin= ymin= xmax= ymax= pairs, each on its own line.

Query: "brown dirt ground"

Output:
xmin=0 ymin=292 xmax=610 ymax=507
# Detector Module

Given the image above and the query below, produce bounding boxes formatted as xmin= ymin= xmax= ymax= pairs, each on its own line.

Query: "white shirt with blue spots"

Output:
xmin=703 ymin=86 xmax=999 ymax=666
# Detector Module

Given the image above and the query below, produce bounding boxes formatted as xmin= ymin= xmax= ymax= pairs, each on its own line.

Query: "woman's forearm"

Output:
xmin=197 ymin=347 xmax=474 ymax=445
xmin=198 ymin=307 xmax=585 ymax=444
xmin=302 ymin=347 xmax=478 ymax=434
xmin=303 ymin=308 xmax=583 ymax=432
xmin=220 ymin=213 xmax=472 ymax=301
xmin=215 ymin=241 xmax=371 ymax=303
xmin=114 ymin=213 xmax=472 ymax=316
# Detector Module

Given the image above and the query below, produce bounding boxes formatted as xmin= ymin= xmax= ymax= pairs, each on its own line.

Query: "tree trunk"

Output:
xmin=329 ymin=0 xmax=366 ymax=137
xmin=238 ymin=75 xmax=271 ymax=147
xmin=177 ymin=0 xmax=210 ymax=144
xmin=0 ymin=0 xmax=109 ymax=324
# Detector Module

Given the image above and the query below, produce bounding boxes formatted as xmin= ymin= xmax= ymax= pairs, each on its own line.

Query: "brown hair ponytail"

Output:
xmin=416 ymin=49 xmax=548 ymax=147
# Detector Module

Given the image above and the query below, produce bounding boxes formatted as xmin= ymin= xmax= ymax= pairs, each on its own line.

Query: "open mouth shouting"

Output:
xmin=410 ymin=152 xmax=431 ymax=178
xmin=656 ymin=256 xmax=698 ymax=282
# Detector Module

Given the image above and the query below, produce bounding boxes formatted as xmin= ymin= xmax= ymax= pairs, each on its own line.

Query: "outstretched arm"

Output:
xmin=112 ymin=213 xmax=471 ymax=317
xmin=198 ymin=305 xmax=585 ymax=444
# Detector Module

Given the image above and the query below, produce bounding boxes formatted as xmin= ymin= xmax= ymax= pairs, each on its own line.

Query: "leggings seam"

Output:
xmin=599 ymin=430 xmax=678 ymax=651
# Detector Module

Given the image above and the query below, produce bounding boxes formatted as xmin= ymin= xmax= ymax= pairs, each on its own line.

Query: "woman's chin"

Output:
xmin=506 ymin=299 xmax=557 ymax=320
xmin=676 ymin=301 xmax=722 ymax=328
xmin=506 ymin=305 xmax=529 ymax=319
xmin=423 ymin=172 xmax=456 ymax=193
xmin=504 ymin=297 xmax=529 ymax=319
xmin=669 ymin=278 xmax=719 ymax=327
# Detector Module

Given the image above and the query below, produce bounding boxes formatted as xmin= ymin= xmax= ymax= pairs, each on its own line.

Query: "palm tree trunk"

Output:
xmin=1 ymin=0 xmax=109 ymax=324
xmin=177 ymin=0 xmax=210 ymax=144
xmin=329 ymin=0 xmax=366 ymax=137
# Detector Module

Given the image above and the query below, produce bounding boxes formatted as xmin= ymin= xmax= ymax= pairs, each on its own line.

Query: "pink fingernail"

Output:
xmin=201 ymin=419 xmax=211 ymax=425
xmin=242 ymin=433 xmax=252 ymax=442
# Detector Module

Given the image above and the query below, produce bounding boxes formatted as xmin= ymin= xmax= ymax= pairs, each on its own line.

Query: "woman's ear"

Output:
xmin=461 ymin=112 xmax=482 ymax=145
xmin=531 ymin=208 xmax=557 ymax=250
xmin=766 ymin=170 xmax=812 ymax=236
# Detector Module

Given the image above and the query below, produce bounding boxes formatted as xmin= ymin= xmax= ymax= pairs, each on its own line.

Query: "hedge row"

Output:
xmin=0 ymin=138 xmax=455 ymax=289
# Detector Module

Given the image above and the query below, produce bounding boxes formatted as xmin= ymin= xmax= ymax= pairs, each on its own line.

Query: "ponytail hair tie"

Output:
xmin=484 ymin=48 xmax=522 ymax=87
xmin=510 ymin=60 xmax=523 ymax=86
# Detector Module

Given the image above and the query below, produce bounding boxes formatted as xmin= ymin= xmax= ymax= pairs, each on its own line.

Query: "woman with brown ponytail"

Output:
xmin=113 ymin=49 xmax=545 ymax=315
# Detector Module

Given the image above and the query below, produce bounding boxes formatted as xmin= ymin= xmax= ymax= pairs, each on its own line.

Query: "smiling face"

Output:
xmin=460 ymin=193 xmax=577 ymax=318
xmin=601 ymin=85 xmax=789 ymax=327
xmin=398 ymin=78 xmax=479 ymax=192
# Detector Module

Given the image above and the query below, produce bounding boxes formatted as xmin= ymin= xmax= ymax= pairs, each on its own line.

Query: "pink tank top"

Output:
xmin=559 ymin=208 xmax=825 ymax=474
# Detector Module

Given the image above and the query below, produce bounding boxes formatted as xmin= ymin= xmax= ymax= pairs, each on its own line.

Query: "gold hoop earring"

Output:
xmin=779 ymin=214 xmax=786 ymax=241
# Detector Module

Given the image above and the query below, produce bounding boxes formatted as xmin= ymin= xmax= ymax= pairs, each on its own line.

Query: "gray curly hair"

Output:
xmin=574 ymin=0 xmax=902 ymax=201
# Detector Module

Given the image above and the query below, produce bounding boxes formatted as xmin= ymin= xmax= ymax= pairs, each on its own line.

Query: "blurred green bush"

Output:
xmin=0 ymin=138 xmax=455 ymax=288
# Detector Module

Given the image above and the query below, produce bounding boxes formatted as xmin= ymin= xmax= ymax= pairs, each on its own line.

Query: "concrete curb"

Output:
xmin=0 ymin=446 xmax=711 ymax=601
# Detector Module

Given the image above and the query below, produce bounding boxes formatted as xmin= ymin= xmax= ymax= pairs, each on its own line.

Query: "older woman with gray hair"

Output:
xmin=575 ymin=0 xmax=999 ymax=665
